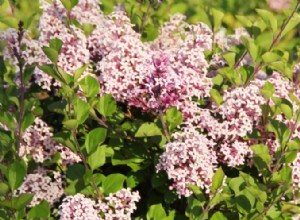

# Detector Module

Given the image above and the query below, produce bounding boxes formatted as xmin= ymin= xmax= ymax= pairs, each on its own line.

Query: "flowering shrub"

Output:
xmin=1 ymin=0 xmax=300 ymax=219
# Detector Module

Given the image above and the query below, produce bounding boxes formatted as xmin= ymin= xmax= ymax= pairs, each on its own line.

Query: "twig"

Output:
xmin=159 ymin=110 xmax=171 ymax=142
xmin=72 ymin=131 xmax=102 ymax=200
xmin=139 ymin=2 xmax=152 ymax=34
xmin=15 ymin=21 xmax=25 ymax=154
xmin=244 ymin=2 xmax=300 ymax=86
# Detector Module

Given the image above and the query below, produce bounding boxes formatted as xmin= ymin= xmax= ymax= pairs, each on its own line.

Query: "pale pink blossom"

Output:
xmin=15 ymin=168 xmax=64 ymax=207
xmin=98 ymin=188 xmax=140 ymax=220
xmin=59 ymin=194 xmax=101 ymax=220
xmin=19 ymin=118 xmax=81 ymax=165
xmin=157 ymin=127 xmax=217 ymax=197
xmin=268 ymin=0 xmax=291 ymax=12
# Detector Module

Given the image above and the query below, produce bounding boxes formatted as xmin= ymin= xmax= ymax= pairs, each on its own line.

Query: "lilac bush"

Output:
xmin=0 ymin=0 xmax=300 ymax=219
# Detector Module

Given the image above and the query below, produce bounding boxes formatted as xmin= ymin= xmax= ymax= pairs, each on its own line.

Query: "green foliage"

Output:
xmin=87 ymin=145 xmax=106 ymax=170
xmin=102 ymin=174 xmax=126 ymax=195
xmin=60 ymin=0 xmax=79 ymax=11
xmin=7 ymin=160 xmax=26 ymax=190
xmin=27 ymin=200 xmax=50 ymax=220
xmin=147 ymin=203 xmax=167 ymax=220
xmin=135 ymin=122 xmax=162 ymax=137
xmin=164 ymin=107 xmax=182 ymax=132
xmin=97 ymin=94 xmax=117 ymax=117
xmin=79 ymin=75 xmax=100 ymax=97
xmin=85 ymin=128 xmax=107 ymax=154
xmin=42 ymin=38 xmax=63 ymax=64
xmin=210 ymin=167 xmax=224 ymax=193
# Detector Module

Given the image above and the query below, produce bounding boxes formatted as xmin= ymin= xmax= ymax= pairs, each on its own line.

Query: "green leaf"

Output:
xmin=0 ymin=182 xmax=9 ymax=196
xmin=60 ymin=0 xmax=79 ymax=11
xmin=87 ymin=145 xmax=106 ymax=171
xmin=27 ymin=200 xmax=50 ymax=219
xmin=0 ymin=112 xmax=15 ymax=130
xmin=38 ymin=64 xmax=65 ymax=83
xmin=289 ymin=91 xmax=300 ymax=105
xmin=142 ymin=24 xmax=159 ymax=41
xmin=212 ymin=74 xmax=223 ymax=86
xmin=210 ymin=89 xmax=224 ymax=106
xmin=165 ymin=107 xmax=182 ymax=132
xmin=247 ymin=186 xmax=267 ymax=203
xmin=211 ymin=211 xmax=227 ymax=220
xmin=146 ymin=204 xmax=167 ymax=220
xmin=272 ymin=165 xmax=292 ymax=184
xmin=0 ymin=16 xmax=18 ymax=28
xmin=66 ymin=163 xmax=86 ymax=181
xmin=262 ymin=52 xmax=281 ymax=64
xmin=282 ymin=202 xmax=300 ymax=214
xmin=0 ymin=164 xmax=8 ymax=178
xmin=270 ymin=61 xmax=293 ymax=80
xmin=260 ymin=82 xmax=275 ymax=99
xmin=287 ymin=139 xmax=300 ymax=151
xmin=250 ymin=144 xmax=272 ymax=165
xmin=267 ymin=119 xmax=291 ymax=147
xmin=170 ymin=2 xmax=188 ymax=14
xmin=82 ymin=23 xmax=96 ymax=36
xmin=57 ymin=67 xmax=73 ymax=84
xmin=211 ymin=8 xmax=224 ymax=31
xmin=85 ymin=128 xmax=107 ymax=155
xmin=186 ymin=196 xmax=203 ymax=219
xmin=74 ymin=64 xmax=89 ymax=81
xmin=13 ymin=193 xmax=34 ymax=210
xmin=8 ymin=160 xmax=26 ymax=191
xmin=280 ymin=103 xmax=293 ymax=120
xmin=102 ymin=174 xmax=126 ymax=195
xmin=76 ymin=98 xmax=90 ymax=124
xmin=236 ymin=15 xmax=252 ymax=27
xmin=188 ymin=185 xmax=206 ymax=204
xmin=135 ymin=122 xmax=162 ymax=137
xmin=235 ymin=195 xmax=252 ymax=214
xmin=53 ymin=131 xmax=77 ymax=153
xmin=0 ymin=199 xmax=12 ymax=209
xmin=209 ymin=193 xmax=230 ymax=209
xmin=222 ymin=52 xmax=236 ymax=68
xmin=0 ymin=130 xmax=15 ymax=156
xmin=97 ymin=94 xmax=117 ymax=117
xmin=282 ymin=151 xmax=297 ymax=163
xmin=242 ymin=37 xmax=259 ymax=61
xmin=272 ymin=97 xmax=293 ymax=120
xmin=63 ymin=119 xmax=78 ymax=130
xmin=65 ymin=179 xmax=85 ymax=195
xmin=256 ymin=9 xmax=277 ymax=34
xmin=49 ymin=38 xmax=63 ymax=53
xmin=239 ymin=65 xmax=254 ymax=85
xmin=126 ymin=172 xmax=145 ymax=188
xmin=42 ymin=47 xmax=59 ymax=64
xmin=21 ymin=112 xmax=35 ymax=132
xmin=210 ymin=167 xmax=224 ymax=193
xmin=79 ymin=76 xmax=100 ymax=97
xmin=281 ymin=14 xmax=300 ymax=37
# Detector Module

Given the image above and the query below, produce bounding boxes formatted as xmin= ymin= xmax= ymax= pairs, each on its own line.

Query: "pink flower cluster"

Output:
xmin=19 ymin=117 xmax=81 ymax=165
xmin=59 ymin=194 xmax=101 ymax=220
xmin=59 ymin=189 xmax=140 ymax=220
xmin=98 ymin=188 xmax=140 ymax=220
xmin=267 ymin=0 xmax=291 ymax=12
xmin=157 ymin=127 xmax=217 ymax=196
xmin=15 ymin=168 xmax=64 ymax=207
xmin=99 ymin=12 xmax=212 ymax=111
